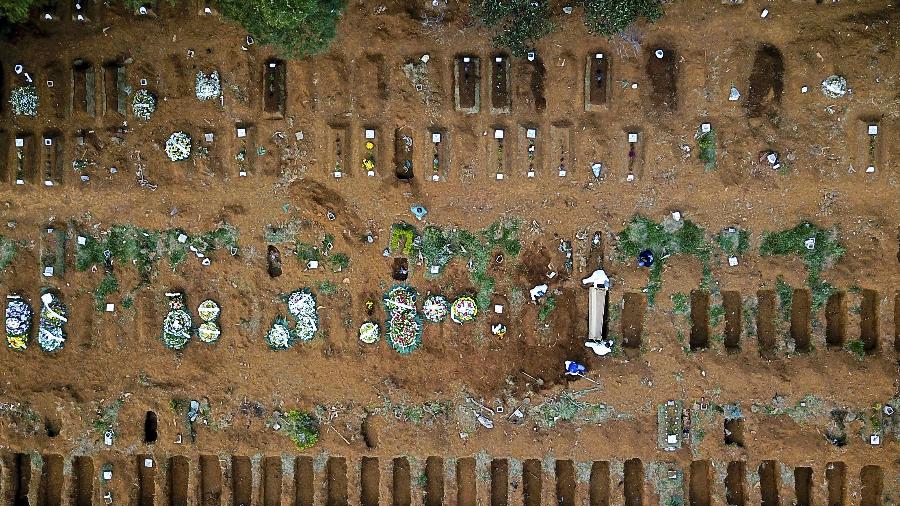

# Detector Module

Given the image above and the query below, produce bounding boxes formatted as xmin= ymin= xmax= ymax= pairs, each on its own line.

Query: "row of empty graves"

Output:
xmin=616 ymin=289 xmax=900 ymax=356
xmin=25 ymin=0 xmax=225 ymax=22
xmin=0 ymin=453 xmax=890 ymax=506
xmin=326 ymin=123 xmax=583 ymax=182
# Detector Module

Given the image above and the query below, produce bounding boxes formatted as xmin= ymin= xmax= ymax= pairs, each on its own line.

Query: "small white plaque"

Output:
xmin=308 ymin=260 xmax=319 ymax=269
xmin=628 ymin=133 xmax=638 ymax=143
xmin=494 ymin=129 xmax=504 ymax=139
xmin=558 ymin=169 xmax=566 ymax=177
xmin=106 ymin=303 xmax=115 ymax=312
xmin=44 ymin=138 xmax=52 ymax=146
xmin=595 ymin=53 xmax=603 ymax=59
xmin=236 ymin=128 xmax=247 ymax=138
xmin=204 ymin=133 xmax=214 ymax=142
xmin=44 ymin=180 xmax=53 ymax=186
xmin=47 ymin=80 xmax=54 ymax=87
xmin=144 ymin=458 xmax=153 ymax=468
xmin=204 ymin=7 xmax=211 ymax=13
xmin=103 ymin=470 xmax=113 ymax=480
xmin=430 ymin=265 xmax=440 ymax=274
xmin=15 ymin=138 xmax=24 ymax=147
xmin=367 ymin=170 xmax=375 ymax=177
xmin=15 ymin=179 xmax=24 ymax=185
xmin=239 ymin=171 xmax=247 ymax=177
xmin=432 ymin=133 xmax=441 ymax=143
xmin=269 ymin=62 xmax=276 ymax=68
xmin=626 ymin=174 xmax=635 ymax=182
xmin=700 ymin=123 xmax=711 ymax=133
xmin=463 ymin=57 xmax=470 ymax=63
xmin=494 ymin=305 xmax=503 ymax=314
xmin=671 ymin=211 xmax=681 ymax=221
xmin=527 ymin=171 xmax=535 ymax=178
xmin=870 ymin=434 xmax=880 ymax=445
xmin=140 ymin=78 xmax=148 ymax=86
xmin=728 ymin=256 xmax=739 ymax=267
xmin=365 ymin=129 xmax=376 ymax=139
xmin=177 ymin=234 xmax=188 ymax=243
xmin=334 ymin=171 xmax=342 ymax=178
xmin=526 ymin=128 xmax=536 ymax=139
xmin=866 ymin=166 xmax=875 ymax=173
xmin=496 ymin=173 xmax=504 ymax=180
xmin=631 ymin=83 xmax=638 ymax=89
xmin=77 ymin=236 xmax=87 ymax=245
xmin=43 ymin=266 xmax=54 ymax=277
xmin=495 ymin=57 xmax=502 ymax=63
xmin=868 ymin=125 xmax=878 ymax=135
xmin=432 ymin=174 xmax=439 ymax=181
xmin=801 ymin=86 xmax=808 ymax=93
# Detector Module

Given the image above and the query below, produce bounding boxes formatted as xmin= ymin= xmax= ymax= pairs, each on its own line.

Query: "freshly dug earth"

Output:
xmin=0 ymin=1 xmax=898 ymax=504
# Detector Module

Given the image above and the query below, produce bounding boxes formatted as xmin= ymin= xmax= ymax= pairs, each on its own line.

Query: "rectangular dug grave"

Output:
xmin=102 ymin=61 xmax=126 ymax=116
xmin=43 ymin=61 xmax=68 ymax=119
xmin=263 ymin=59 xmax=286 ymax=117
xmin=857 ymin=118 xmax=885 ymax=174
xmin=489 ymin=54 xmax=510 ymax=112
xmin=394 ymin=127 xmax=415 ymax=180
xmin=646 ymin=47 xmax=679 ymax=113
xmin=42 ymin=132 xmax=64 ymax=186
xmin=0 ymin=130 xmax=9 ymax=182
xmin=328 ymin=124 xmax=350 ymax=178
xmin=454 ymin=55 xmax=480 ymax=113
xmin=71 ymin=59 xmax=96 ymax=116
xmin=549 ymin=123 xmax=573 ymax=177
xmin=40 ymin=223 xmax=67 ymax=279
xmin=428 ymin=129 xmax=448 ymax=181
xmin=519 ymin=125 xmax=541 ymax=178
xmin=585 ymin=52 xmax=610 ymax=110
xmin=624 ymin=129 xmax=644 ymax=178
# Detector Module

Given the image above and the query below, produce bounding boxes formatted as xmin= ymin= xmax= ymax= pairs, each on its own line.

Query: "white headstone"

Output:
xmin=868 ymin=125 xmax=878 ymax=135
xmin=527 ymin=171 xmax=535 ymax=178
xmin=15 ymin=138 xmax=24 ymax=147
xmin=367 ymin=170 xmax=375 ymax=177
xmin=628 ymin=133 xmax=638 ymax=143
xmin=239 ymin=170 xmax=247 ymax=177
xmin=494 ymin=129 xmax=504 ymax=139
xmin=365 ymin=129 xmax=376 ymax=139
xmin=494 ymin=304 xmax=503 ymax=314
xmin=44 ymin=138 xmax=53 ymax=146
xmin=430 ymin=265 xmax=440 ymax=274
xmin=595 ymin=53 xmax=603 ymax=59
xmin=308 ymin=260 xmax=319 ymax=269
xmin=144 ymin=458 xmax=153 ymax=468
xmin=866 ymin=166 xmax=875 ymax=173
xmin=463 ymin=57 xmax=470 ymax=63
xmin=47 ymin=80 xmax=54 ymax=87
xmin=760 ymin=8 xmax=769 ymax=17
xmin=626 ymin=174 xmax=635 ymax=182
xmin=496 ymin=173 xmax=504 ymax=180
xmin=105 ymin=303 xmax=115 ymax=312
xmin=559 ymin=169 xmax=566 ymax=177
xmin=236 ymin=128 xmax=247 ymax=138
xmin=432 ymin=174 xmax=439 ymax=181
xmin=526 ymin=128 xmax=536 ymax=139
xmin=43 ymin=266 xmax=54 ymax=277
xmin=701 ymin=123 xmax=711 ymax=133
xmin=728 ymin=256 xmax=739 ymax=267
xmin=334 ymin=171 xmax=342 ymax=178
xmin=77 ymin=236 xmax=87 ymax=245
xmin=671 ymin=211 xmax=681 ymax=221
xmin=204 ymin=133 xmax=214 ymax=142
xmin=432 ymin=132 xmax=441 ymax=143
xmin=103 ymin=470 xmax=113 ymax=480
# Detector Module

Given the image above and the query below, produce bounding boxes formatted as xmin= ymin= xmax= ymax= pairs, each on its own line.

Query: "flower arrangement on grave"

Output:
xmin=422 ymin=294 xmax=449 ymax=323
xmin=161 ymin=292 xmax=192 ymax=350
xmin=285 ymin=289 xmax=318 ymax=342
xmin=450 ymin=295 xmax=478 ymax=324
xmin=265 ymin=316 xmax=293 ymax=350
xmin=38 ymin=292 xmax=67 ymax=352
xmin=383 ymin=285 xmax=422 ymax=354
xmin=5 ymin=296 xmax=33 ymax=351
xmin=195 ymin=71 xmax=221 ymax=100
xmin=9 ymin=86 xmax=38 ymax=116
xmin=235 ymin=148 xmax=248 ymax=173
xmin=333 ymin=137 xmax=343 ymax=174
xmin=196 ymin=299 xmax=221 ymax=343
xmin=132 ymin=89 xmax=156 ymax=121
xmin=358 ymin=321 xmax=379 ymax=344
xmin=362 ymin=141 xmax=376 ymax=172
xmin=165 ymin=131 xmax=192 ymax=161
xmin=527 ymin=138 xmax=536 ymax=172
xmin=432 ymin=143 xmax=440 ymax=177
xmin=496 ymin=138 xmax=504 ymax=175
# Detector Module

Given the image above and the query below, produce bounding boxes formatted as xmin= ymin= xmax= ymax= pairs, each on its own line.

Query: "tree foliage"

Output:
xmin=0 ymin=0 xmax=37 ymax=24
xmin=579 ymin=0 xmax=663 ymax=36
xmin=471 ymin=0 xmax=553 ymax=57
xmin=217 ymin=0 xmax=346 ymax=57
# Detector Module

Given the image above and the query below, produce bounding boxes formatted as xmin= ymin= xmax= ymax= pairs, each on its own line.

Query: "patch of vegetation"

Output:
xmin=94 ymin=273 xmax=119 ymax=310
xmin=0 ymin=235 xmax=19 ymax=271
xmin=695 ymin=128 xmax=716 ymax=171
xmin=616 ymin=215 xmax=713 ymax=305
xmin=846 ymin=339 xmax=866 ymax=360
xmin=317 ymin=280 xmax=337 ymax=296
xmin=533 ymin=390 xmax=615 ymax=428
xmin=329 ymin=252 xmax=349 ymax=272
xmin=281 ymin=410 xmax=319 ymax=450
xmin=716 ymin=227 xmax=749 ymax=257
xmin=217 ymin=0 xmax=346 ymax=57
xmin=760 ymin=222 xmax=845 ymax=310
xmin=671 ymin=292 xmax=689 ymax=317
xmin=538 ymin=296 xmax=556 ymax=323
xmin=471 ymin=0 xmax=554 ymax=57
xmin=389 ymin=223 xmax=418 ymax=256
xmin=92 ymin=396 xmax=126 ymax=438
xmin=295 ymin=241 xmax=321 ymax=262
xmin=709 ymin=304 xmax=725 ymax=327
xmin=775 ymin=277 xmax=793 ymax=323
xmin=578 ymin=0 xmax=663 ymax=36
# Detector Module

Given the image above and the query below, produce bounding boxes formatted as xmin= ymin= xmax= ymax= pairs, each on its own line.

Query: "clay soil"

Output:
xmin=0 ymin=1 xmax=899 ymax=504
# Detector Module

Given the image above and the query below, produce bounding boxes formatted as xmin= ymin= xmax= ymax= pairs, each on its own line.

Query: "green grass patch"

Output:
xmin=0 ymin=235 xmax=19 ymax=271
xmin=471 ymin=0 xmax=554 ymax=57
xmin=695 ymin=128 xmax=716 ymax=171
xmin=94 ymin=272 xmax=119 ymax=310
xmin=579 ymin=0 xmax=663 ymax=35
xmin=538 ymin=296 xmax=556 ymax=323
xmin=389 ymin=223 xmax=418 ymax=256
xmin=281 ymin=410 xmax=319 ymax=450
xmin=775 ymin=277 xmax=793 ymax=323
xmin=318 ymin=280 xmax=337 ymax=296
xmin=295 ymin=241 xmax=321 ymax=262
xmin=617 ymin=215 xmax=713 ymax=305
xmin=716 ymin=227 xmax=749 ymax=256
xmin=329 ymin=252 xmax=350 ymax=272
xmin=709 ymin=304 xmax=725 ymax=327
xmin=760 ymin=221 xmax=845 ymax=311
xmin=671 ymin=292 xmax=689 ymax=317
xmin=846 ymin=339 xmax=866 ymax=360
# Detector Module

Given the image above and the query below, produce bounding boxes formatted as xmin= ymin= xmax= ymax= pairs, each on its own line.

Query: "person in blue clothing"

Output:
xmin=564 ymin=360 xmax=587 ymax=376
xmin=638 ymin=249 xmax=654 ymax=268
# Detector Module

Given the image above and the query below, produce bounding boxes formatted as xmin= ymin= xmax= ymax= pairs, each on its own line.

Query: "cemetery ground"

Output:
xmin=0 ymin=1 xmax=899 ymax=505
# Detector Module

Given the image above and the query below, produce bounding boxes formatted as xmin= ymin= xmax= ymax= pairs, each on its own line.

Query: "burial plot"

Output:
xmin=234 ymin=123 xmax=256 ymax=177
xmin=549 ymin=123 xmax=573 ymax=177
xmin=361 ymin=127 xmax=380 ymax=177
xmin=71 ymin=59 xmax=96 ymax=116
xmin=360 ymin=457 xmax=380 ymax=506
xmin=329 ymin=124 xmax=350 ymax=178
xmin=394 ymin=127 xmax=415 ymax=180
xmin=723 ymin=291 xmax=742 ymax=351
xmin=790 ymin=289 xmax=812 ymax=352
xmin=489 ymin=54 xmax=510 ymax=113
xmin=522 ymin=460 xmax=541 ymax=506
xmin=428 ymin=130 xmax=448 ymax=181
xmin=456 ymin=458 xmax=476 ymax=506
xmin=199 ymin=455 xmax=222 ymax=506
xmin=262 ymin=456 xmax=283 ymax=506
xmin=454 ymin=55 xmax=480 ymax=113
xmin=358 ymin=53 xmax=389 ymax=114
xmin=860 ymin=289 xmax=879 ymax=353
xmin=724 ymin=462 xmax=745 ymax=506
xmin=646 ymin=47 xmax=678 ymax=113
xmin=624 ymin=130 xmax=644 ymax=180
xmin=623 ymin=459 xmax=643 ymax=506
xmin=585 ymin=52 xmax=610 ymax=110
xmin=589 ymin=462 xmax=610 ymax=506
xmin=43 ymin=62 xmax=67 ymax=120
xmin=102 ymin=61 xmax=127 ymax=116
xmin=555 ymin=460 xmax=576 ymax=506
xmin=327 ymin=457 xmax=349 ymax=506
xmin=490 ymin=459 xmax=508 ymax=506
xmin=514 ymin=53 xmax=546 ymax=112
xmin=391 ymin=457 xmax=411 ymax=506
xmin=519 ymin=126 xmax=540 ymax=179
xmin=490 ymin=128 xmax=510 ymax=180
xmin=857 ymin=120 xmax=884 ymax=174
xmin=825 ymin=291 xmax=846 ymax=347
xmin=263 ymin=59 xmax=286 ymax=118
xmin=825 ymin=462 xmax=846 ymax=506
xmin=42 ymin=132 xmax=64 ymax=186
xmin=745 ymin=44 xmax=784 ymax=119
xmin=137 ymin=455 xmax=156 ymax=506
xmin=40 ymin=223 xmax=67 ymax=279
xmin=14 ymin=134 xmax=37 ymax=185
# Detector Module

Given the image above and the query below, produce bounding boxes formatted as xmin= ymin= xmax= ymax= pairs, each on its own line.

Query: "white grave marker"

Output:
xmin=494 ymin=129 xmax=504 ymax=139
xmin=365 ymin=129 xmax=376 ymax=139
xmin=236 ymin=127 xmax=247 ymax=138
xmin=432 ymin=132 xmax=441 ymax=143
xmin=868 ymin=125 xmax=878 ymax=135
xmin=700 ymin=123 xmax=711 ymax=133
xmin=628 ymin=133 xmax=638 ymax=143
